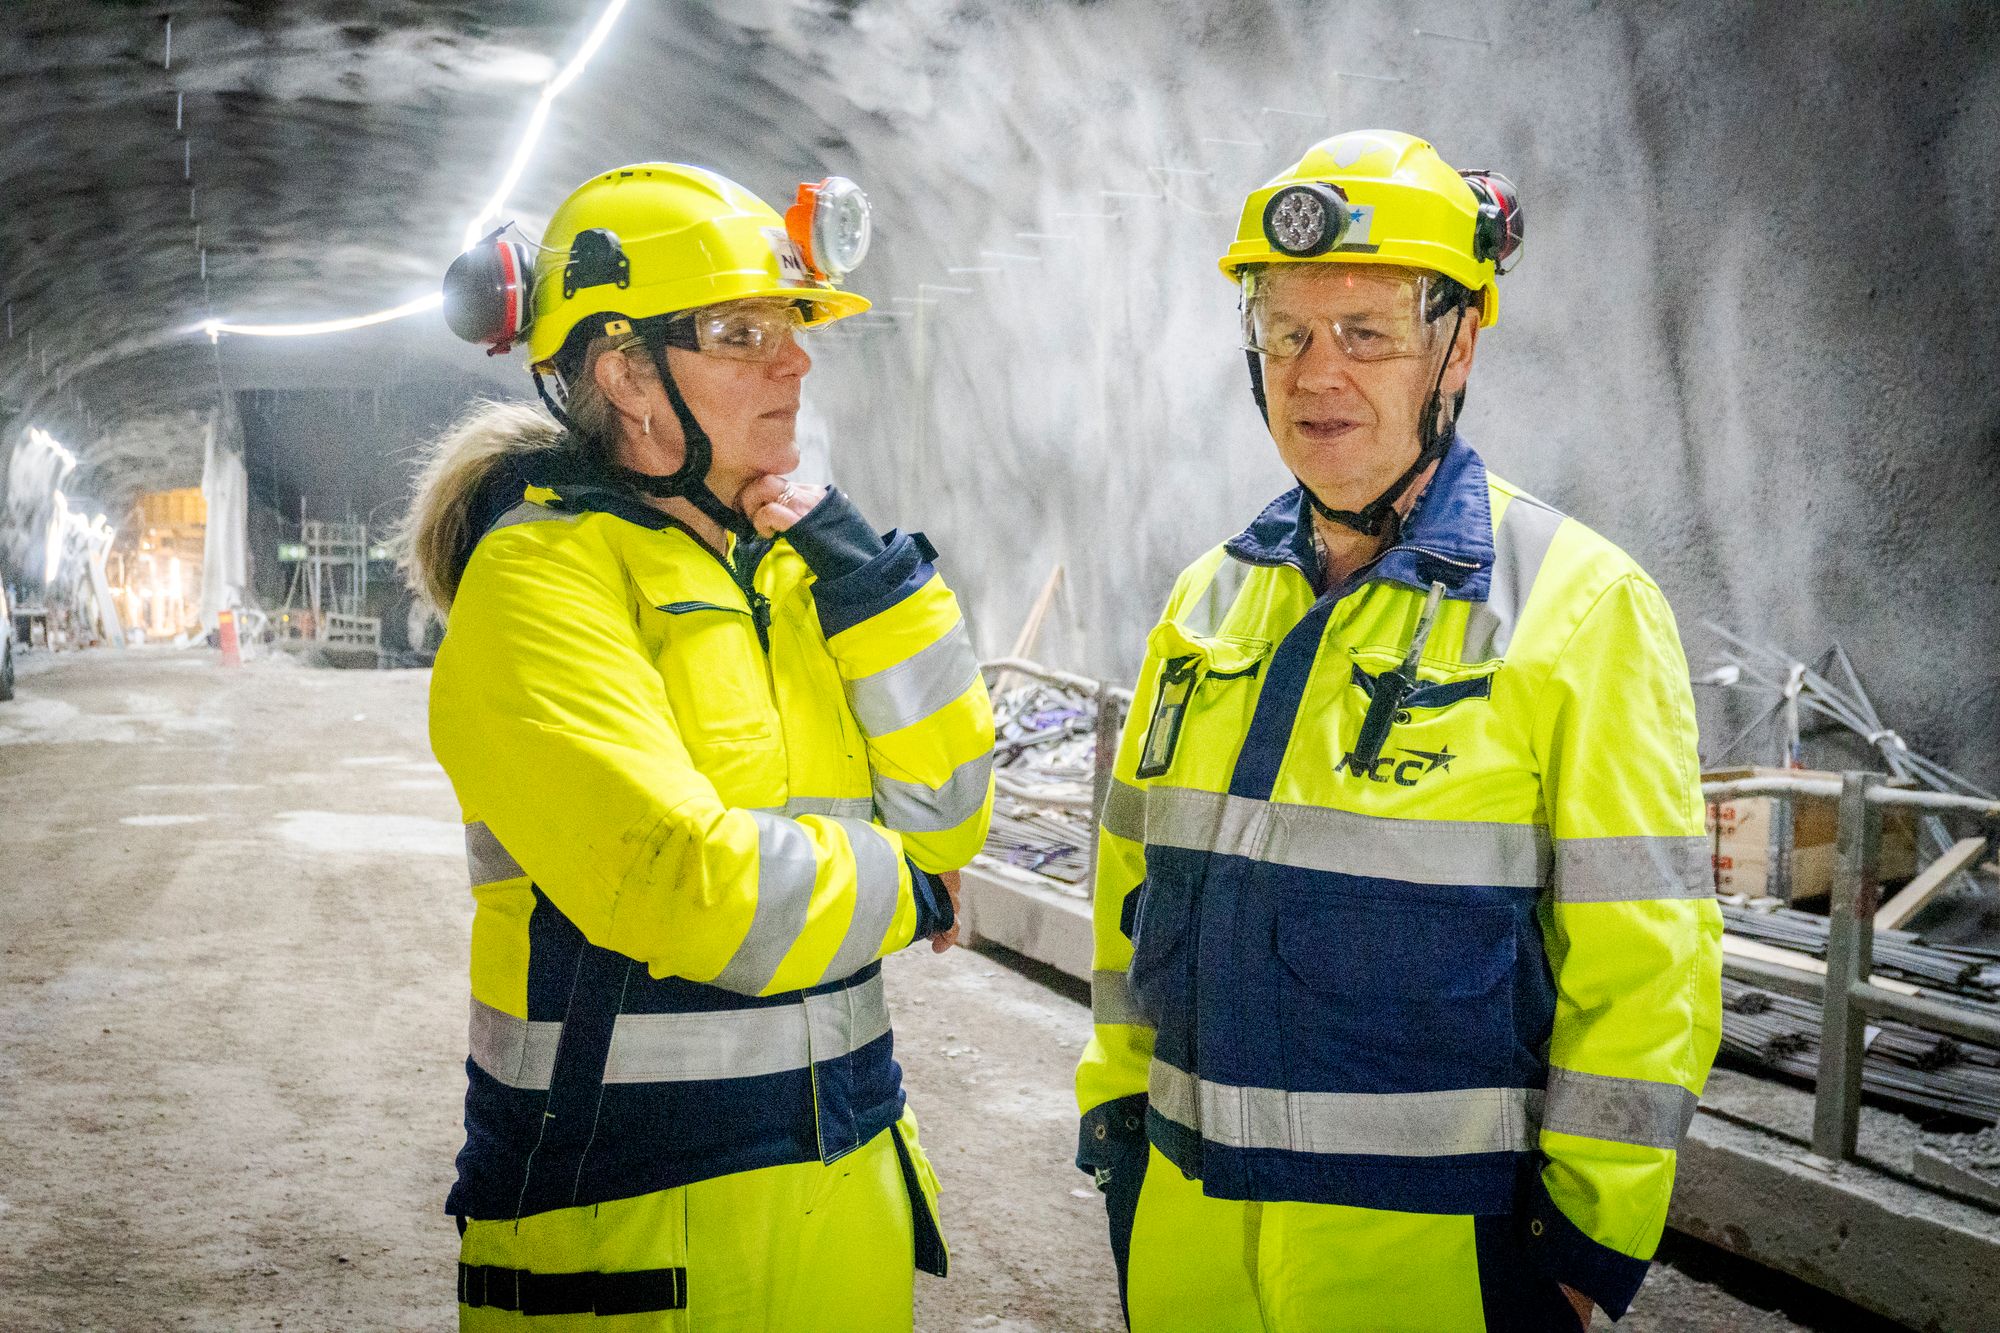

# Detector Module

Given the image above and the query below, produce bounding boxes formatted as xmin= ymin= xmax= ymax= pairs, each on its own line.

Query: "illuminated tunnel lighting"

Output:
xmin=202 ymin=0 xmax=630 ymax=341
xmin=460 ymin=0 xmax=631 ymax=252
xmin=199 ymin=292 xmax=445 ymax=340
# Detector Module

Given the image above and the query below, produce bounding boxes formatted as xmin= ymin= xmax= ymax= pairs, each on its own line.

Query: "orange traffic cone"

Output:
xmin=218 ymin=608 xmax=242 ymax=668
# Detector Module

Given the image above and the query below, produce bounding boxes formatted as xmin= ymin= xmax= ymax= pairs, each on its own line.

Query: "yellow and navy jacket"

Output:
xmin=431 ymin=474 xmax=993 ymax=1224
xmin=1075 ymin=438 xmax=1723 ymax=1317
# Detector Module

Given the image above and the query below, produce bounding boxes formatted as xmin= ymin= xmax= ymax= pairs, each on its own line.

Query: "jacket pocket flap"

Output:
xmin=1277 ymin=899 xmax=1517 ymax=1002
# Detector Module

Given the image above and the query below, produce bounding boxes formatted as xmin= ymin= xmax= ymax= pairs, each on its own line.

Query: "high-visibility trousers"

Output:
xmin=459 ymin=1106 xmax=944 ymax=1331
xmin=1105 ymin=1144 xmax=1582 ymax=1333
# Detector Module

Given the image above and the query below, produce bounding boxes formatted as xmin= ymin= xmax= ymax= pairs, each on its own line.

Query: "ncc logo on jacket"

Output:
xmin=1338 ymin=744 xmax=1456 ymax=786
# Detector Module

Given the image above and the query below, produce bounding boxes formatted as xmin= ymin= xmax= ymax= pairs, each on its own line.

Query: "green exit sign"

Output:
xmin=277 ymin=542 xmax=306 ymax=561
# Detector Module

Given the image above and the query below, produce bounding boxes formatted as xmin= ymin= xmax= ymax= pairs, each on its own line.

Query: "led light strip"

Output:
xmin=202 ymin=291 xmax=444 ymax=340
xmin=200 ymin=0 xmax=630 ymax=342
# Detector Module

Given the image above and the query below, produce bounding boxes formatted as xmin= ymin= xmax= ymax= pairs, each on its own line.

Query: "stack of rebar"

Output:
xmin=1720 ymin=978 xmax=2000 ymax=1123
xmin=1720 ymin=904 xmax=2000 ymax=999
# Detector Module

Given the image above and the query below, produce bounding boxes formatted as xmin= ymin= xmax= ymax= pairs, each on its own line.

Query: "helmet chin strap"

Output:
xmin=1247 ymin=304 xmax=1466 ymax=540
xmin=613 ymin=340 xmax=758 ymax=542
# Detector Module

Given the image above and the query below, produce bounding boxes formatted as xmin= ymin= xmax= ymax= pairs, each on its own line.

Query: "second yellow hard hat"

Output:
xmin=1219 ymin=130 xmax=1521 ymax=328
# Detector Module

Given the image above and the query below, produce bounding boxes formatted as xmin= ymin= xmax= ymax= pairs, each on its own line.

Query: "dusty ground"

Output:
xmin=0 ymin=648 xmax=1904 ymax=1331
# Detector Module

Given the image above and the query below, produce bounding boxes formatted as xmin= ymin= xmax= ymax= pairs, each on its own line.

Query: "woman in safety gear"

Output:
xmin=404 ymin=163 xmax=995 ymax=1330
xmin=1075 ymin=130 xmax=1722 ymax=1331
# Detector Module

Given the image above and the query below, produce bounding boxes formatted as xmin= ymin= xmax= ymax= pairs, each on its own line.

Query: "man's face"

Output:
xmin=1251 ymin=264 xmax=1478 ymax=511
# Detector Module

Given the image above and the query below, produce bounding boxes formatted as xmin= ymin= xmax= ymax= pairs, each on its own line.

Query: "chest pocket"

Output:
xmin=1347 ymin=647 xmax=1498 ymax=716
xmin=647 ymin=600 xmax=777 ymax=746
xmin=1133 ymin=621 xmax=1269 ymax=783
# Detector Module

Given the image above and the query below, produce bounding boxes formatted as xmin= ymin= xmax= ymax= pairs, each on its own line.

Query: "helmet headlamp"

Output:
xmin=1262 ymin=182 xmax=1350 ymax=258
xmin=785 ymin=176 xmax=872 ymax=282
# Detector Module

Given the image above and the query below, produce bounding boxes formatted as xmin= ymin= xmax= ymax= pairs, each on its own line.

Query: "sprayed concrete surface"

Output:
xmin=5 ymin=1 xmax=1996 ymax=790
xmin=0 ymin=648 xmax=1900 ymax=1331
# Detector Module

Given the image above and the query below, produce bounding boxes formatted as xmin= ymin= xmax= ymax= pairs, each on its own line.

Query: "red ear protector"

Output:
xmin=1460 ymin=171 xmax=1524 ymax=274
xmin=442 ymin=229 xmax=534 ymax=355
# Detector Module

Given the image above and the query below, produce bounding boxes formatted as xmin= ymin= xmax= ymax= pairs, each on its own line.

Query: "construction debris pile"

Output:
xmin=1719 ymin=905 xmax=2000 ymax=1123
xmin=982 ymin=676 xmax=1104 ymax=892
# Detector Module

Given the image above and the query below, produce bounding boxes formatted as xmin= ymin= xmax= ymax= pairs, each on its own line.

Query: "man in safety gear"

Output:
xmin=1075 ymin=130 xmax=1723 ymax=1331
xmin=412 ymin=163 xmax=994 ymax=1329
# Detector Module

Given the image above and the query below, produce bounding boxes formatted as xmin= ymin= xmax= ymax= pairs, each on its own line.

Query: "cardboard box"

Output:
xmin=1705 ymin=766 xmax=1917 ymax=901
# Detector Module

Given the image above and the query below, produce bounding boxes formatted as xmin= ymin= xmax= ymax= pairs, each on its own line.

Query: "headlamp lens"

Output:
xmin=812 ymin=176 xmax=871 ymax=279
xmin=1262 ymin=183 xmax=1349 ymax=258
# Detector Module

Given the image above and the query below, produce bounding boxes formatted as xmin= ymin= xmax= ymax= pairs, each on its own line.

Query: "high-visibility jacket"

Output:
xmin=1076 ymin=438 xmax=1723 ymax=1318
xmin=431 ymin=475 xmax=994 ymax=1224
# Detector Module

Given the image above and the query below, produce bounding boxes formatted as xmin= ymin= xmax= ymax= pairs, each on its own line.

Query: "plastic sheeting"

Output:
xmin=4 ymin=428 xmax=76 ymax=584
xmin=198 ymin=409 xmax=249 ymax=633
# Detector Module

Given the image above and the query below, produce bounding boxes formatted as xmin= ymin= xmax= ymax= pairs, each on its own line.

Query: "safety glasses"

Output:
xmin=657 ymin=299 xmax=809 ymax=364
xmin=1240 ymin=267 xmax=1446 ymax=364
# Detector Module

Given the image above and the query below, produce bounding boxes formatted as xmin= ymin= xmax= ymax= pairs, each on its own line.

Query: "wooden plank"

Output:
xmin=989 ymin=564 xmax=1064 ymax=697
xmin=1008 ymin=564 xmax=1065 ymax=661
xmin=1874 ymin=835 xmax=1986 ymax=931
xmin=1720 ymin=933 xmax=1921 ymax=996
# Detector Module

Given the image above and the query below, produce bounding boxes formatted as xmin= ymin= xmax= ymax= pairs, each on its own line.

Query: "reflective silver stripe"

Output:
xmin=1182 ymin=556 xmax=1252 ymax=638
xmin=1462 ymin=493 xmax=1565 ymax=661
xmin=1091 ymin=970 xmax=1148 ymax=1027
xmin=467 ymin=973 xmax=891 ymax=1090
xmin=1544 ymin=1067 xmax=1697 ymax=1150
xmin=846 ymin=621 xmax=980 ymax=736
xmin=1555 ymin=835 xmax=1714 ymax=902
xmin=1150 ymin=1060 xmax=1542 ymax=1157
xmin=1099 ymin=778 xmax=1147 ymax=843
xmin=469 ymin=994 xmax=556 ymax=1086
xmin=1143 ymin=786 xmax=1550 ymax=888
xmin=465 ymin=821 xmax=525 ymax=887
xmin=488 ymin=501 xmax=575 ymax=533
xmin=778 ymin=796 xmax=875 ymax=821
xmin=819 ymin=817 xmax=903 ymax=983
xmin=711 ymin=812 xmax=821 ymax=995
xmin=872 ymin=751 xmax=993 ymax=833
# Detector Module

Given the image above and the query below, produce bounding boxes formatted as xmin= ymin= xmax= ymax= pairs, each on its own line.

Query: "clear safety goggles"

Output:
xmin=652 ymin=299 xmax=810 ymax=364
xmin=1240 ymin=267 xmax=1450 ymax=364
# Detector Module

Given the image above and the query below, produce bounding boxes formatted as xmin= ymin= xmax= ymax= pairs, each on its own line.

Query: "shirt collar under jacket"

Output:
xmin=1223 ymin=434 xmax=1497 ymax=603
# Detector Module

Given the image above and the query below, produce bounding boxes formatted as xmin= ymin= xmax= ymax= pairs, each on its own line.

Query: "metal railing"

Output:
xmin=1703 ymin=772 xmax=2000 ymax=1161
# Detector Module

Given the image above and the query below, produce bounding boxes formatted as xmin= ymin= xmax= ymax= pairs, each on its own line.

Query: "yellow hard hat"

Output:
xmin=523 ymin=163 xmax=871 ymax=369
xmin=1218 ymin=130 xmax=1521 ymax=328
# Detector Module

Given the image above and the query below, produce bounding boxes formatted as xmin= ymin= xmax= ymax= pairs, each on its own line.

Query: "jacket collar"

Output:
xmin=459 ymin=455 xmax=771 ymax=580
xmin=1223 ymin=435 xmax=1496 ymax=602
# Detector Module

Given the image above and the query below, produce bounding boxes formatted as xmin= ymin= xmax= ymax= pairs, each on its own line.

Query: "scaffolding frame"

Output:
xmin=281 ymin=520 xmax=379 ymax=649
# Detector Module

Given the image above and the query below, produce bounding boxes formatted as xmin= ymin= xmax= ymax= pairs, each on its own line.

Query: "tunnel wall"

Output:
xmin=6 ymin=0 xmax=1993 ymax=788
xmin=603 ymin=0 xmax=1999 ymax=787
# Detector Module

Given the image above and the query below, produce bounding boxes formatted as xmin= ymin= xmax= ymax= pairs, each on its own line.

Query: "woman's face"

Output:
xmin=603 ymin=301 xmax=813 ymax=503
xmin=664 ymin=319 xmax=812 ymax=495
